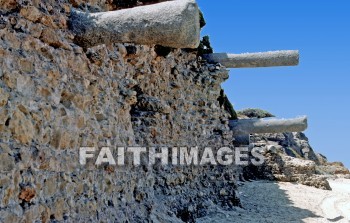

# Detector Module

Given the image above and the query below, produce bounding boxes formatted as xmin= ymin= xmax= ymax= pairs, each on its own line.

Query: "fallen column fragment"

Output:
xmin=204 ymin=50 xmax=299 ymax=68
xmin=69 ymin=0 xmax=200 ymax=49
xmin=229 ymin=116 xmax=308 ymax=136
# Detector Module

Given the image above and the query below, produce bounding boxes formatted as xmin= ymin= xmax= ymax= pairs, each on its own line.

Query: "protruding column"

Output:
xmin=69 ymin=0 xmax=200 ymax=49
xmin=229 ymin=116 xmax=308 ymax=136
xmin=204 ymin=50 xmax=299 ymax=68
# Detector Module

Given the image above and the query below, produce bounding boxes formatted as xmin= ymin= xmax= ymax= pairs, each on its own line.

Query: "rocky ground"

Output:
xmin=198 ymin=178 xmax=350 ymax=223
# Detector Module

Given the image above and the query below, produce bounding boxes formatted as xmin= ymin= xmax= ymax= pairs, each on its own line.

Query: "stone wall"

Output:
xmin=0 ymin=1 xmax=240 ymax=222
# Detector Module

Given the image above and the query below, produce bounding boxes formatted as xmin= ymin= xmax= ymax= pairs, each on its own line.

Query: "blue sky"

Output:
xmin=197 ymin=0 xmax=350 ymax=168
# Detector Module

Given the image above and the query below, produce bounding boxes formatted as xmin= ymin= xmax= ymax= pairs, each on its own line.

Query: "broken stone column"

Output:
xmin=229 ymin=116 xmax=308 ymax=136
xmin=204 ymin=50 xmax=299 ymax=68
xmin=69 ymin=0 xmax=200 ymax=49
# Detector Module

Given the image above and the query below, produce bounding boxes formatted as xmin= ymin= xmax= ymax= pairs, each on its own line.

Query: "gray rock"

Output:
xmin=0 ymin=153 xmax=15 ymax=172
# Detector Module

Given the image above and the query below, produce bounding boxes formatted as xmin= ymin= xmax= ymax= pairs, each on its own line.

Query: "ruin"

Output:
xmin=1 ymin=0 xmax=341 ymax=222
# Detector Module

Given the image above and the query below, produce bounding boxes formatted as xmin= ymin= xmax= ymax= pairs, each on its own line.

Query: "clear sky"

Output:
xmin=197 ymin=0 xmax=350 ymax=168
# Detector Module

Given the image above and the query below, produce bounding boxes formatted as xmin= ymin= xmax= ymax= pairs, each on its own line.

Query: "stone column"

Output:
xmin=204 ymin=50 xmax=299 ymax=68
xmin=69 ymin=0 xmax=200 ymax=49
xmin=229 ymin=116 xmax=308 ymax=136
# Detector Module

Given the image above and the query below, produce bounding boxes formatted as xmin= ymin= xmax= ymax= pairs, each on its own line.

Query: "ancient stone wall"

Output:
xmin=0 ymin=1 xmax=240 ymax=221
